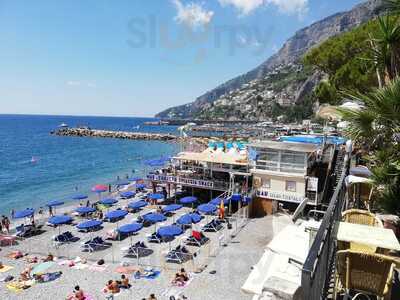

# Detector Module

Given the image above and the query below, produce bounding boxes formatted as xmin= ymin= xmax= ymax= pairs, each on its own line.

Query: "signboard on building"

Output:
xmin=307 ymin=177 xmax=318 ymax=192
xmin=256 ymin=188 xmax=306 ymax=204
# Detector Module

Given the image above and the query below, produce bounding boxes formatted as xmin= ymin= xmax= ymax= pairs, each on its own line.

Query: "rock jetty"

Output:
xmin=52 ymin=128 xmax=176 ymax=141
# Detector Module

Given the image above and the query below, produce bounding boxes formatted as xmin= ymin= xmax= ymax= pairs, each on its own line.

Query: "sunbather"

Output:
xmin=43 ymin=253 xmax=54 ymax=262
xmin=0 ymin=261 xmax=3 ymax=269
xmin=19 ymin=266 xmax=32 ymax=281
xmin=66 ymin=285 xmax=85 ymax=300
xmin=104 ymin=280 xmax=120 ymax=294
xmin=119 ymin=274 xmax=131 ymax=289
xmin=148 ymin=294 xmax=157 ymax=300
xmin=34 ymin=271 xmax=62 ymax=283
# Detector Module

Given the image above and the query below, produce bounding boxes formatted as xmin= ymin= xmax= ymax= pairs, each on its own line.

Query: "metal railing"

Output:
xmin=301 ymin=151 xmax=350 ymax=300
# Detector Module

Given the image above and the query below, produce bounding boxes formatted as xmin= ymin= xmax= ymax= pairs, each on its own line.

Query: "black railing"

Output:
xmin=301 ymin=151 xmax=350 ymax=300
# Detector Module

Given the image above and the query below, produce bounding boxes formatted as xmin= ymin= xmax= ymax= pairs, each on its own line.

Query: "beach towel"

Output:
xmin=143 ymin=270 xmax=160 ymax=279
xmin=71 ymin=263 xmax=88 ymax=270
xmin=31 ymin=261 xmax=55 ymax=275
xmin=115 ymin=266 xmax=140 ymax=274
xmin=0 ymin=265 xmax=14 ymax=273
xmin=84 ymin=293 xmax=95 ymax=300
xmin=88 ymin=264 xmax=108 ymax=272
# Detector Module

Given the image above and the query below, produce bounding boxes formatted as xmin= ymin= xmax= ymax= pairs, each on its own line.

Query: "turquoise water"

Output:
xmin=0 ymin=115 xmax=178 ymax=215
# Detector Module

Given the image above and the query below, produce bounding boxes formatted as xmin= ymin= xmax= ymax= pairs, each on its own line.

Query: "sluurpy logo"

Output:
xmin=127 ymin=14 xmax=274 ymax=67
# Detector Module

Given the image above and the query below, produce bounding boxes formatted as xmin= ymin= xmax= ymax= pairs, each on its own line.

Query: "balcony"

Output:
xmin=147 ymin=174 xmax=230 ymax=191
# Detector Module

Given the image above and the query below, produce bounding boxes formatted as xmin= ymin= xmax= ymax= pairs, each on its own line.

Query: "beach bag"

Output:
xmin=97 ymin=259 xmax=105 ymax=265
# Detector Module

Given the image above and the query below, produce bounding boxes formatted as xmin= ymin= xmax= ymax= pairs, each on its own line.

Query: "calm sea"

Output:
xmin=0 ymin=114 xmax=179 ymax=215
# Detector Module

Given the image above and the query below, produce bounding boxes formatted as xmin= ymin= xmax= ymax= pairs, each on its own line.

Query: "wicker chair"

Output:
xmin=340 ymin=209 xmax=384 ymax=253
xmin=334 ymin=250 xmax=395 ymax=300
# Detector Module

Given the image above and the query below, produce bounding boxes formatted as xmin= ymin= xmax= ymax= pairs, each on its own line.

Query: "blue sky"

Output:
xmin=0 ymin=0 xmax=363 ymax=117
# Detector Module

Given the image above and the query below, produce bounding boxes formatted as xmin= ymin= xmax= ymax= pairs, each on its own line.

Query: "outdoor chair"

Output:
xmin=333 ymin=250 xmax=395 ymax=300
xmin=202 ymin=218 xmax=223 ymax=232
xmin=342 ymin=209 xmax=383 ymax=227
xmin=165 ymin=245 xmax=194 ymax=264
xmin=54 ymin=231 xmax=78 ymax=246
xmin=186 ymin=230 xmax=209 ymax=247
xmin=147 ymin=232 xmax=162 ymax=243
xmin=81 ymin=236 xmax=111 ymax=252
xmin=122 ymin=241 xmax=152 ymax=257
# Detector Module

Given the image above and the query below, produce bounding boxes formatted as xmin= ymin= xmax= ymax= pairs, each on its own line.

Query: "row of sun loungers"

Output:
xmin=81 ymin=236 xmax=112 ymax=252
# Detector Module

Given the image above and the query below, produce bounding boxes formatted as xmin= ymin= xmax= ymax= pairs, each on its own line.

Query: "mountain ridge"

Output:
xmin=156 ymin=0 xmax=383 ymax=120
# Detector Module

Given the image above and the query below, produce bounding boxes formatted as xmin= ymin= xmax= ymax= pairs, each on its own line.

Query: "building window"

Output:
xmin=286 ymin=180 xmax=296 ymax=192
xmin=263 ymin=178 xmax=271 ymax=189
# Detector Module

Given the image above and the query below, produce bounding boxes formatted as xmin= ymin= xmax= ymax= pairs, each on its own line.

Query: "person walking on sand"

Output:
xmin=2 ymin=216 xmax=10 ymax=234
xmin=49 ymin=206 xmax=53 ymax=217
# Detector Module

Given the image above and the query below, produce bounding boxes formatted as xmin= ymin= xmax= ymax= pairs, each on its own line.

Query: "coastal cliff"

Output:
xmin=156 ymin=0 xmax=383 ymax=121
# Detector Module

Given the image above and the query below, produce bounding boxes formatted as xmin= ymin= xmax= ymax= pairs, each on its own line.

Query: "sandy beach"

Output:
xmin=0 ymin=186 xmax=291 ymax=300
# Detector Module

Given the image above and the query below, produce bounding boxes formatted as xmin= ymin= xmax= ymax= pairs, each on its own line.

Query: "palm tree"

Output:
xmin=369 ymin=15 xmax=400 ymax=85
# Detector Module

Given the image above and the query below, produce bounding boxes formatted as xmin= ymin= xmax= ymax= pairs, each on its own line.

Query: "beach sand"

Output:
xmin=0 ymin=189 xmax=291 ymax=300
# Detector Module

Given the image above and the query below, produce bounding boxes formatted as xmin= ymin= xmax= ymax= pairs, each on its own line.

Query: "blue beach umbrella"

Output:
xmin=128 ymin=200 xmax=148 ymax=210
xmin=177 ymin=213 xmax=202 ymax=225
xmin=180 ymin=196 xmax=197 ymax=205
xmin=157 ymin=225 xmax=183 ymax=238
xmin=75 ymin=206 xmax=96 ymax=215
xmin=14 ymin=209 xmax=35 ymax=219
xmin=99 ymin=198 xmax=118 ymax=206
xmin=105 ymin=209 xmax=128 ymax=220
xmin=136 ymin=183 xmax=146 ymax=190
xmin=48 ymin=215 xmax=72 ymax=226
xmin=149 ymin=193 xmax=164 ymax=200
xmin=198 ymin=204 xmax=217 ymax=215
xmin=118 ymin=222 xmax=143 ymax=235
xmin=162 ymin=204 xmax=182 ymax=213
xmin=47 ymin=200 xmax=64 ymax=207
xmin=209 ymin=197 xmax=229 ymax=206
xmin=76 ymin=219 xmax=102 ymax=231
xmin=230 ymin=194 xmax=242 ymax=202
xmin=143 ymin=213 xmax=166 ymax=223
xmin=120 ymin=191 xmax=135 ymax=199
xmin=72 ymin=194 xmax=88 ymax=200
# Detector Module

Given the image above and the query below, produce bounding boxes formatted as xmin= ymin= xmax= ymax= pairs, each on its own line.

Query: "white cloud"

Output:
xmin=218 ymin=0 xmax=264 ymax=15
xmin=66 ymin=81 xmax=82 ymax=86
xmin=172 ymin=0 xmax=214 ymax=29
xmin=218 ymin=0 xmax=308 ymax=16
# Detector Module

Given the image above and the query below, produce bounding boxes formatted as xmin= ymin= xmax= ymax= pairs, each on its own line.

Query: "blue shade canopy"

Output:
xmin=111 ymin=180 xmax=130 ymax=186
xmin=230 ymin=194 xmax=242 ymax=202
xmin=280 ymin=135 xmax=346 ymax=145
xmin=128 ymin=177 xmax=142 ymax=182
xmin=209 ymin=197 xmax=229 ymax=206
xmin=157 ymin=225 xmax=183 ymax=237
xmin=120 ymin=191 xmax=135 ymax=198
xmin=128 ymin=200 xmax=148 ymax=210
xmin=118 ymin=222 xmax=143 ymax=234
xmin=105 ymin=210 xmax=128 ymax=220
xmin=162 ymin=204 xmax=182 ymax=213
xmin=179 ymin=196 xmax=197 ymax=204
xmin=99 ymin=198 xmax=118 ymax=205
xmin=143 ymin=213 xmax=167 ymax=223
xmin=47 ymin=200 xmax=64 ymax=207
xmin=72 ymin=194 xmax=88 ymax=200
xmin=76 ymin=219 xmax=102 ymax=230
xmin=14 ymin=209 xmax=35 ymax=219
xmin=176 ymin=213 xmax=202 ymax=225
xmin=135 ymin=183 xmax=146 ymax=189
xmin=75 ymin=207 xmax=96 ymax=214
xmin=198 ymin=204 xmax=217 ymax=214
xmin=48 ymin=215 xmax=72 ymax=225
xmin=149 ymin=193 xmax=164 ymax=200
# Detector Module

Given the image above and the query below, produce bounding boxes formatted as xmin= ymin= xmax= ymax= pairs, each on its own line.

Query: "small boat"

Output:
xmin=31 ymin=156 xmax=38 ymax=163
xmin=133 ymin=125 xmax=140 ymax=130
xmin=58 ymin=123 xmax=69 ymax=128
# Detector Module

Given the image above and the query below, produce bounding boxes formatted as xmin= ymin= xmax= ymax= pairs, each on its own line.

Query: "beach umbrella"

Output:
xmin=92 ymin=184 xmax=108 ymax=193
xmin=149 ymin=193 xmax=164 ymax=200
xmin=76 ymin=219 xmax=103 ymax=231
xmin=180 ymin=196 xmax=197 ymax=205
xmin=157 ymin=225 xmax=183 ymax=237
xmin=120 ymin=191 xmax=135 ymax=199
xmin=118 ymin=222 xmax=143 ymax=235
xmin=99 ymin=198 xmax=118 ymax=206
xmin=105 ymin=209 xmax=128 ymax=221
xmin=48 ymin=215 xmax=72 ymax=226
xmin=136 ymin=183 xmax=146 ymax=190
xmin=31 ymin=261 xmax=55 ymax=276
xmin=176 ymin=213 xmax=202 ymax=226
xmin=143 ymin=213 xmax=166 ymax=223
xmin=47 ymin=200 xmax=64 ymax=207
xmin=209 ymin=197 xmax=229 ymax=206
xmin=128 ymin=200 xmax=148 ymax=210
xmin=75 ymin=206 xmax=96 ymax=215
xmin=13 ymin=209 xmax=35 ymax=219
xmin=198 ymin=204 xmax=217 ymax=215
xmin=162 ymin=204 xmax=182 ymax=214
xmin=72 ymin=194 xmax=88 ymax=200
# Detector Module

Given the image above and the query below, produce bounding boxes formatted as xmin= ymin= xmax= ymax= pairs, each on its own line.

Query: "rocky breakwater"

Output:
xmin=52 ymin=128 xmax=177 ymax=141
